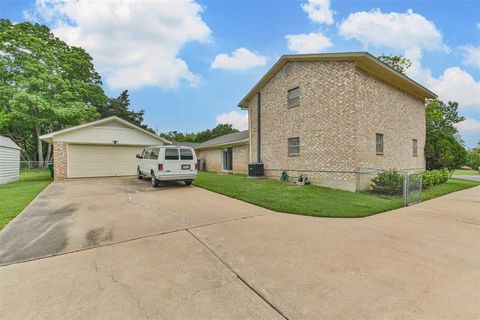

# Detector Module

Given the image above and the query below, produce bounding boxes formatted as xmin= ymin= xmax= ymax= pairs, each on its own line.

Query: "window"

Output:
xmin=287 ymin=87 xmax=300 ymax=108
xmin=413 ymin=139 xmax=418 ymax=156
xmin=165 ymin=148 xmax=179 ymax=160
xmin=149 ymin=147 xmax=160 ymax=160
xmin=288 ymin=137 xmax=300 ymax=155
xmin=376 ymin=134 xmax=384 ymax=154
xmin=180 ymin=148 xmax=194 ymax=160
xmin=143 ymin=148 xmax=151 ymax=159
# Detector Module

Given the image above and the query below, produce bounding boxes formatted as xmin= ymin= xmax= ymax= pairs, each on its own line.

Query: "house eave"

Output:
xmin=237 ymin=52 xmax=437 ymax=108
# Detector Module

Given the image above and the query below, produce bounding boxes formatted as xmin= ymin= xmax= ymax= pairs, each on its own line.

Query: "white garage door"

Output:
xmin=68 ymin=144 xmax=145 ymax=178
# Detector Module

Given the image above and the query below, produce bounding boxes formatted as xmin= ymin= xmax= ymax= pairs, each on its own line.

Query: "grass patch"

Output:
xmin=422 ymin=178 xmax=480 ymax=201
xmin=194 ymin=172 xmax=480 ymax=218
xmin=0 ymin=169 xmax=53 ymax=230
xmin=453 ymin=169 xmax=478 ymax=175
xmin=194 ymin=172 xmax=402 ymax=217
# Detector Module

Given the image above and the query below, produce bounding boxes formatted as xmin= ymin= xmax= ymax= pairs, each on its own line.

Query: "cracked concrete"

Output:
xmin=0 ymin=177 xmax=478 ymax=319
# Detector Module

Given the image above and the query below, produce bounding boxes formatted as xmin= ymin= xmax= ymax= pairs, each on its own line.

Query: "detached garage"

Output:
xmin=0 ymin=136 xmax=21 ymax=184
xmin=39 ymin=116 xmax=169 ymax=180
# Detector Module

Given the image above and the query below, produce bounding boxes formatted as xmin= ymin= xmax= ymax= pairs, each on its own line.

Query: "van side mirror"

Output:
xmin=136 ymin=154 xmax=142 ymax=159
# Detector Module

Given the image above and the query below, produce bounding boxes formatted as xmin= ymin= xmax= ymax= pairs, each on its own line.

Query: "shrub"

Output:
xmin=371 ymin=170 xmax=404 ymax=195
xmin=422 ymin=169 xmax=448 ymax=188
xmin=280 ymin=171 xmax=289 ymax=182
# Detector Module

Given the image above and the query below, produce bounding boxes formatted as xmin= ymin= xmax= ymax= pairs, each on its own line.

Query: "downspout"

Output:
xmin=256 ymin=92 xmax=261 ymax=163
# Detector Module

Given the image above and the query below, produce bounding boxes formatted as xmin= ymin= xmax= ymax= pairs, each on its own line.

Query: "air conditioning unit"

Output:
xmin=248 ymin=163 xmax=264 ymax=177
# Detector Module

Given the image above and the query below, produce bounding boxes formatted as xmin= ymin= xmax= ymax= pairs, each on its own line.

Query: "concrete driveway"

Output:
xmin=0 ymin=177 xmax=479 ymax=319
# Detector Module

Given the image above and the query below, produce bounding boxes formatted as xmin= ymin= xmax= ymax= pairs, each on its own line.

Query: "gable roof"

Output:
xmin=196 ymin=130 xmax=249 ymax=149
xmin=238 ymin=52 xmax=437 ymax=108
xmin=171 ymin=141 xmax=200 ymax=148
xmin=0 ymin=135 xmax=20 ymax=150
xmin=39 ymin=116 xmax=170 ymax=144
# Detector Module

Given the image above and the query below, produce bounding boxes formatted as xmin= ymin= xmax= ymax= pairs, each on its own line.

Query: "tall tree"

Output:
xmin=378 ymin=54 xmax=412 ymax=75
xmin=160 ymin=123 xmax=238 ymax=143
xmin=0 ymin=20 xmax=106 ymax=166
xmin=425 ymin=100 xmax=467 ymax=170
xmin=98 ymin=90 xmax=153 ymax=132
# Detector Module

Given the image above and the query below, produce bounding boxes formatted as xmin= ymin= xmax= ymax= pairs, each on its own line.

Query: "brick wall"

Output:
xmin=247 ymin=60 xmax=426 ymax=191
xmin=53 ymin=141 xmax=67 ymax=180
xmin=232 ymin=144 xmax=249 ymax=174
xmin=196 ymin=144 xmax=249 ymax=174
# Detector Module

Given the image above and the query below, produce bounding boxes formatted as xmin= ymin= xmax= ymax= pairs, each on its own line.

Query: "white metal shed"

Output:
xmin=0 ymin=136 xmax=21 ymax=184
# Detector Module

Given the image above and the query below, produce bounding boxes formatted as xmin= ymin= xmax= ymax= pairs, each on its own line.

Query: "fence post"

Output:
xmin=355 ymin=167 xmax=360 ymax=193
xmin=403 ymin=173 xmax=409 ymax=206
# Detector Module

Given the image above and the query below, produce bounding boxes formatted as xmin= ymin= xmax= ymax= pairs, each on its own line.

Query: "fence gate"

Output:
xmin=403 ymin=172 xmax=422 ymax=206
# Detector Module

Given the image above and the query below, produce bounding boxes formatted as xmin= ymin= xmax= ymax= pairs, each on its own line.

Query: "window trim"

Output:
xmin=288 ymin=137 xmax=300 ymax=156
xmin=287 ymin=87 xmax=300 ymax=108
xmin=376 ymin=133 xmax=384 ymax=155
xmin=412 ymin=139 xmax=418 ymax=157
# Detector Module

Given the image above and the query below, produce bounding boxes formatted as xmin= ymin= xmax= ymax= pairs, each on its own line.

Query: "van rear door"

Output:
xmin=179 ymin=148 xmax=196 ymax=173
xmin=163 ymin=147 xmax=181 ymax=174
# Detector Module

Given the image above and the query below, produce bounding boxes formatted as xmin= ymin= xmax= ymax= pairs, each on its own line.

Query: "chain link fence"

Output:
xmin=356 ymin=167 xmax=423 ymax=206
xmin=20 ymin=161 xmax=52 ymax=171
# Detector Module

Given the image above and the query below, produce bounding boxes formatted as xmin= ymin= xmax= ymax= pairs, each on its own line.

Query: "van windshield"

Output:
xmin=165 ymin=148 xmax=179 ymax=160
xmin=180 ymin=149 xmax=193 ymax=160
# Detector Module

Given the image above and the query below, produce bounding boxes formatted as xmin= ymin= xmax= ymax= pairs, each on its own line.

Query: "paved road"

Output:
xmin=452 ymin=174 xmax=480 ymax=182
xmin=1 ymin=177 xmax=479 ymax=319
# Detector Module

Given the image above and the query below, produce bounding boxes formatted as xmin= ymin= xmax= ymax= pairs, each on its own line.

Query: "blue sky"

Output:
xmin=1 ymin=0 xmax=479 ymax=147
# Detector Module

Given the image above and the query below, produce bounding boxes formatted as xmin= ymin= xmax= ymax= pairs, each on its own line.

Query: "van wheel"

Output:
xmin=137 ymin=167 xmax=143 ymax=179
xmin=184 ymin=180 xmax=192 ymax=186
xmin=151 ymin=172 xmax=160 ymax=187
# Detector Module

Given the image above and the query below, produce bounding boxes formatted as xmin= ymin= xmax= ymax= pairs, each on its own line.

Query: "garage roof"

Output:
xmin=39 ymin=116 xmax=170 ymax=144
xmin=238 ymin=52 xmax=437 ymax=108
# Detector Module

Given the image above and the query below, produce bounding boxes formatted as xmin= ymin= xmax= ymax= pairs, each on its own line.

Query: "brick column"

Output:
xmin=53 ymin=141 xmax=68 ymax=180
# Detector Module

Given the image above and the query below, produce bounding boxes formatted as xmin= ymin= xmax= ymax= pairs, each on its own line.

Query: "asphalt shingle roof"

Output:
xmin=196 ymin=130 xmax=249 ymax=149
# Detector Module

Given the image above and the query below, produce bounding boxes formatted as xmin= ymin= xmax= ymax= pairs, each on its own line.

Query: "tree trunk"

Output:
xmin=46 ymin=143 xmax=52 ymax=165
xmin=35 ymin=126 xmax=44 ymax=168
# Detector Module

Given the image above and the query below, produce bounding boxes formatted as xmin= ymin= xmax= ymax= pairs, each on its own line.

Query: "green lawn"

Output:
xmin=453 ymin=169 xmax=479 ymax=175
xmin=194 ymin=172 xmax=480 ymax=218
xmin=0 ymin=169 xmax=53 ymax=230
xmin=422 ymin=178 xmax=479 ymax=201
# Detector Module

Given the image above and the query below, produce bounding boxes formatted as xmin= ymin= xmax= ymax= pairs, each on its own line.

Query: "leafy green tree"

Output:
xmin=378 ymin=54 xmax=412 ymax=75
xmin=466 ymin=147 xmax=480 ymax=170
xmin=160 ymin=123 xmax=238 ymax=143
xmin=425 ymin=99 xmax=467 ymax=170
xmin=0 ymin=20 xmax=107 ymax=166
xmin=98 ymin=90 xmax=154 ymax=133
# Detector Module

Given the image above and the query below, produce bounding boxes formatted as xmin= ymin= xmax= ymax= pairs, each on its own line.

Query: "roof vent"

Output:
xmin=283 ymin=63 xmax=293 ymax=77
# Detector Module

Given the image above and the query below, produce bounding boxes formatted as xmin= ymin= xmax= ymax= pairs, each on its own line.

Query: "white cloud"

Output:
xmin=459 ymin=45 xmax=480 ymax=69
xmin=456 ymin=118 xmax=480 ymax=134
xmin=25 ymin=0 xmax=211 ymax=89
xmin=477 ymin=23 xmax=480 ymax=31
xmin=216 ymin=111 xmax=248 ymax=130
xmin=339 ymin=9 xmax=448 ymax=54
xmin=211 ymin=48 xmax=267 ymax=71
xmin=285 ymin=32 xmax=332 ymax=54
xmin=407 ymin=56 xmax=480 ymax=109
xmin=301 ymin=0 xmax=334 ymax=25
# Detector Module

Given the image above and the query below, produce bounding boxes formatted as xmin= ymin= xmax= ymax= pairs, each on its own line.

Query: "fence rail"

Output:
xmin=20 ymin=161 xmax=52 ymax=170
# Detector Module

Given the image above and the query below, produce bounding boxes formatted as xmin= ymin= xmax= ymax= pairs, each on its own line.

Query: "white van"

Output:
xmin=136 ymin=146 xmax=197 ymax=187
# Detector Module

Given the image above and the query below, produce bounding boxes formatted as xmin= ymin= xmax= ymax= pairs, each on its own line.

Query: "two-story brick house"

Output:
xmin=238 ymin=52 xmax=437 ymax=191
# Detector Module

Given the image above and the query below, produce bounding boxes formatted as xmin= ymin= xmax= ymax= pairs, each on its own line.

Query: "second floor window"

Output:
xmin=376 ymin=133 xmax=384 ymax=154
xmin=288 ymin=87 xmax=300 ymax=108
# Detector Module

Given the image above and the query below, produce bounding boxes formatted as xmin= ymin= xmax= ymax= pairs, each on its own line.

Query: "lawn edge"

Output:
xmin=0 ymin=179 xmax=54 ymax=232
